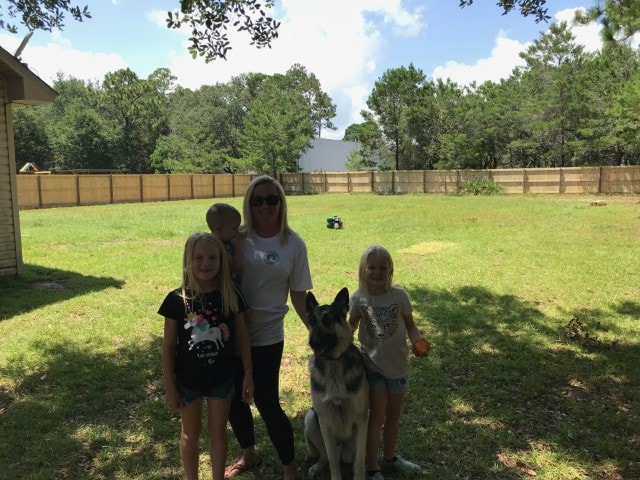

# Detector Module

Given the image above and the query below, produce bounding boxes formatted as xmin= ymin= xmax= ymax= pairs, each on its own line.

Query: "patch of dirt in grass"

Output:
xmin=543 ymin=194 xmax=640 ymax=205
xmin=564 ymin=317 xmax=626 ymax=350
xmin=472 ymin=342 xmax=501 ymax=355
xmin=400 ymin=241 xmax=455 ymax=255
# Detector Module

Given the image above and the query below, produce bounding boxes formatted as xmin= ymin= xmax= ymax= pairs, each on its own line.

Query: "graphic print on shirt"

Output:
xmin=364 ymin=304 xmax=398 ymax=340
xmin=264 ymin=251 xmax=279 ymax=265
xmin=184 ymin=310 xmax=230 ymax=364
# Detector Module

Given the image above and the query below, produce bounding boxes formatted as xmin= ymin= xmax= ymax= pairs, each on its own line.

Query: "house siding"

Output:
xmin=0 ymin=78 xmax=22 ymax=275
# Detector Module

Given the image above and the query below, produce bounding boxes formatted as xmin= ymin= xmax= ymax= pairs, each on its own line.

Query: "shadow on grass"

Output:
xmin=0 ymin=335 xmax=181 ymax=480
xmin=0 ymin=264 xmax=124 ymax=321
xmin=614 ymin=300 xmax=640 ymax=319
xmin=270 ymin=285 xmax=640 ymax=480
xmin=0 ymin=332 xmax=305 ymax=480
xmin=399 ymin=285 xmax=640 ymax=479
xmin=2 ymin=283 xmax=637 ymax=479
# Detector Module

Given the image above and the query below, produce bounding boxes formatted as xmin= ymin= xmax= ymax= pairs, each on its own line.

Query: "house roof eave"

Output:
xmin=0 ymin=44 xmax=57 ymax=104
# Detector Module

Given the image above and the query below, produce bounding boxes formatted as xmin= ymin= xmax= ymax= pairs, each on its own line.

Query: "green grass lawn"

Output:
xmin=1 ymin=193 xmax=639 ymax=479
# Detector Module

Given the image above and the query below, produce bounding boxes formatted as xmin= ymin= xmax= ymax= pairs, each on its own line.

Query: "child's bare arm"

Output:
xmin=404 ymin=311 xmax=430 ymax=357
xmin=404 ymin=312 xmax=422 ymax=344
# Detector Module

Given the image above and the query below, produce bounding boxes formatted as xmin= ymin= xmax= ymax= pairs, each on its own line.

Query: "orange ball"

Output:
xmin=413 ymin=338 xmax=431 ymax=356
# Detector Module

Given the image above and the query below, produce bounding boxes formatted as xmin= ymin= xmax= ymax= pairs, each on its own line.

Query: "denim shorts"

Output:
xmin=367 ymin=371 xmax=409 ymax=394
xmin=177 ymin=376 xmax=235 ymax=404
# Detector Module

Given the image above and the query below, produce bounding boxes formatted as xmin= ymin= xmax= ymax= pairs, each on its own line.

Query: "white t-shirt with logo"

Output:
xmin=240 ymin=230 xmax=313 ymax=346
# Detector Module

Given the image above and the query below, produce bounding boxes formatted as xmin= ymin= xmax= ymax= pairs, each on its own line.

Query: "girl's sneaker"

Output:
xmin=380 ymin=455 xmax=421 ymax=476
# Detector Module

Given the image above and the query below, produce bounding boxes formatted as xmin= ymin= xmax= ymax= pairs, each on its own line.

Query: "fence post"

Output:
xmin=37 ymin=175 xmax=42 ymax=209
xmin=109 ymin=175 xmax=114 ymax=204
xmin=598 ymin=166 xmax=603 ymax=194
xmin=75 ymin=175 xmax=80 ymax=206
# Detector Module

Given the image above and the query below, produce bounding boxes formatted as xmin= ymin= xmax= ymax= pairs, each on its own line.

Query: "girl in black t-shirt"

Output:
xmin=159 ymin=232 xmax=253 ymax=480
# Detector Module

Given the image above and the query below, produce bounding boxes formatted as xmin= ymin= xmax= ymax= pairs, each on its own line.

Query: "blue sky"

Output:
xmin=0 ymin=1 xmax=601 ymax=139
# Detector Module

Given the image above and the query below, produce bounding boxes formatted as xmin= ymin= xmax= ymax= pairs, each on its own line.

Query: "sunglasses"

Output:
xmin=249 ymin=195 xmax=281 ymax=207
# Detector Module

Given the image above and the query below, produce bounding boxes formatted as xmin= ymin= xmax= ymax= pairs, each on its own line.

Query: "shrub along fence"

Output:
xmin=16 ymin=166 xmax=640 ymax=209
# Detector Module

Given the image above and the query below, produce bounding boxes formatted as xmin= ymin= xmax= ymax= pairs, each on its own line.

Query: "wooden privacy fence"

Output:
xmin=16 ymin=166 xmax=640 ymax=209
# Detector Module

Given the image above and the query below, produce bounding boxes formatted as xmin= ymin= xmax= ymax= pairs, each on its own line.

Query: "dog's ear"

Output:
xmin=306 ymin=291 xmax=319 ymax=315
xmin=335 ymin=287 xmax=349 ymax=314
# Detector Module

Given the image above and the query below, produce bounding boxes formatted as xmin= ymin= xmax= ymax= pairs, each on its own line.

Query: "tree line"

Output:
xmin=347 ymin=22 xmax=640 ymax=171
xmin=13 ymin=21 xmax=640 ymax=175
xmin=14 ymin=64 xmax=334 ymax=176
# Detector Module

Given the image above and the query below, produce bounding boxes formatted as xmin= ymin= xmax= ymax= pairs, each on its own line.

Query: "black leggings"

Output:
xmin=228 ymin=341 xmax=295 ymax=465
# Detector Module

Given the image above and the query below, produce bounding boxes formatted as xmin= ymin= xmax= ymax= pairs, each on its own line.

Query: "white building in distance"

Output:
xmin=298 ymin=138 xmax=361 ymax=172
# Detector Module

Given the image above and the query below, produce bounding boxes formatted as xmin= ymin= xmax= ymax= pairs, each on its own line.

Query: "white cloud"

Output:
xmin=432 ymin=7 xmax=604 ymax=87
xmin=433 ymin=33 xmax=529 ymax=86
xmin=148 ymin=9 xmax=169 ymax=27
xmin=362 ymin=0 xmax=425 ymax=37
xmin=0 ymin=31 xmax=127 ymax=85
xmin=555 ymin=7 xmax=602 ymax=52
xmin=163 ymin=0 xmax=425 ymax=138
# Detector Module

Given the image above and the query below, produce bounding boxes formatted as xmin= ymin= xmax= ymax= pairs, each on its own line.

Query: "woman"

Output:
xmin=225 ymin=175 xmax=312 ymax=480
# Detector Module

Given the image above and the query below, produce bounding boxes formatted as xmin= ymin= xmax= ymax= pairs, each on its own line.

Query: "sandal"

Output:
xmin=224 ymin=457 xmax=260 ymax=479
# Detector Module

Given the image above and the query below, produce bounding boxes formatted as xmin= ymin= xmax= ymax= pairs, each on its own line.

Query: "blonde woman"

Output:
xmin=225 ymin=176 xmax=313 ymax=480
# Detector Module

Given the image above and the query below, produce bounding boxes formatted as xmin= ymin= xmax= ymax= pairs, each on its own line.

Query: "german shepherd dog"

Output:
xmin=304 ymin=288 xmax=369 ymax=480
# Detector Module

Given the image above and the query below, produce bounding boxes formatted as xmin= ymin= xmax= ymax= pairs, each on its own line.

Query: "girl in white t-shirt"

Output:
xmin=349 ymin=245 xmax=430 ymax=480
